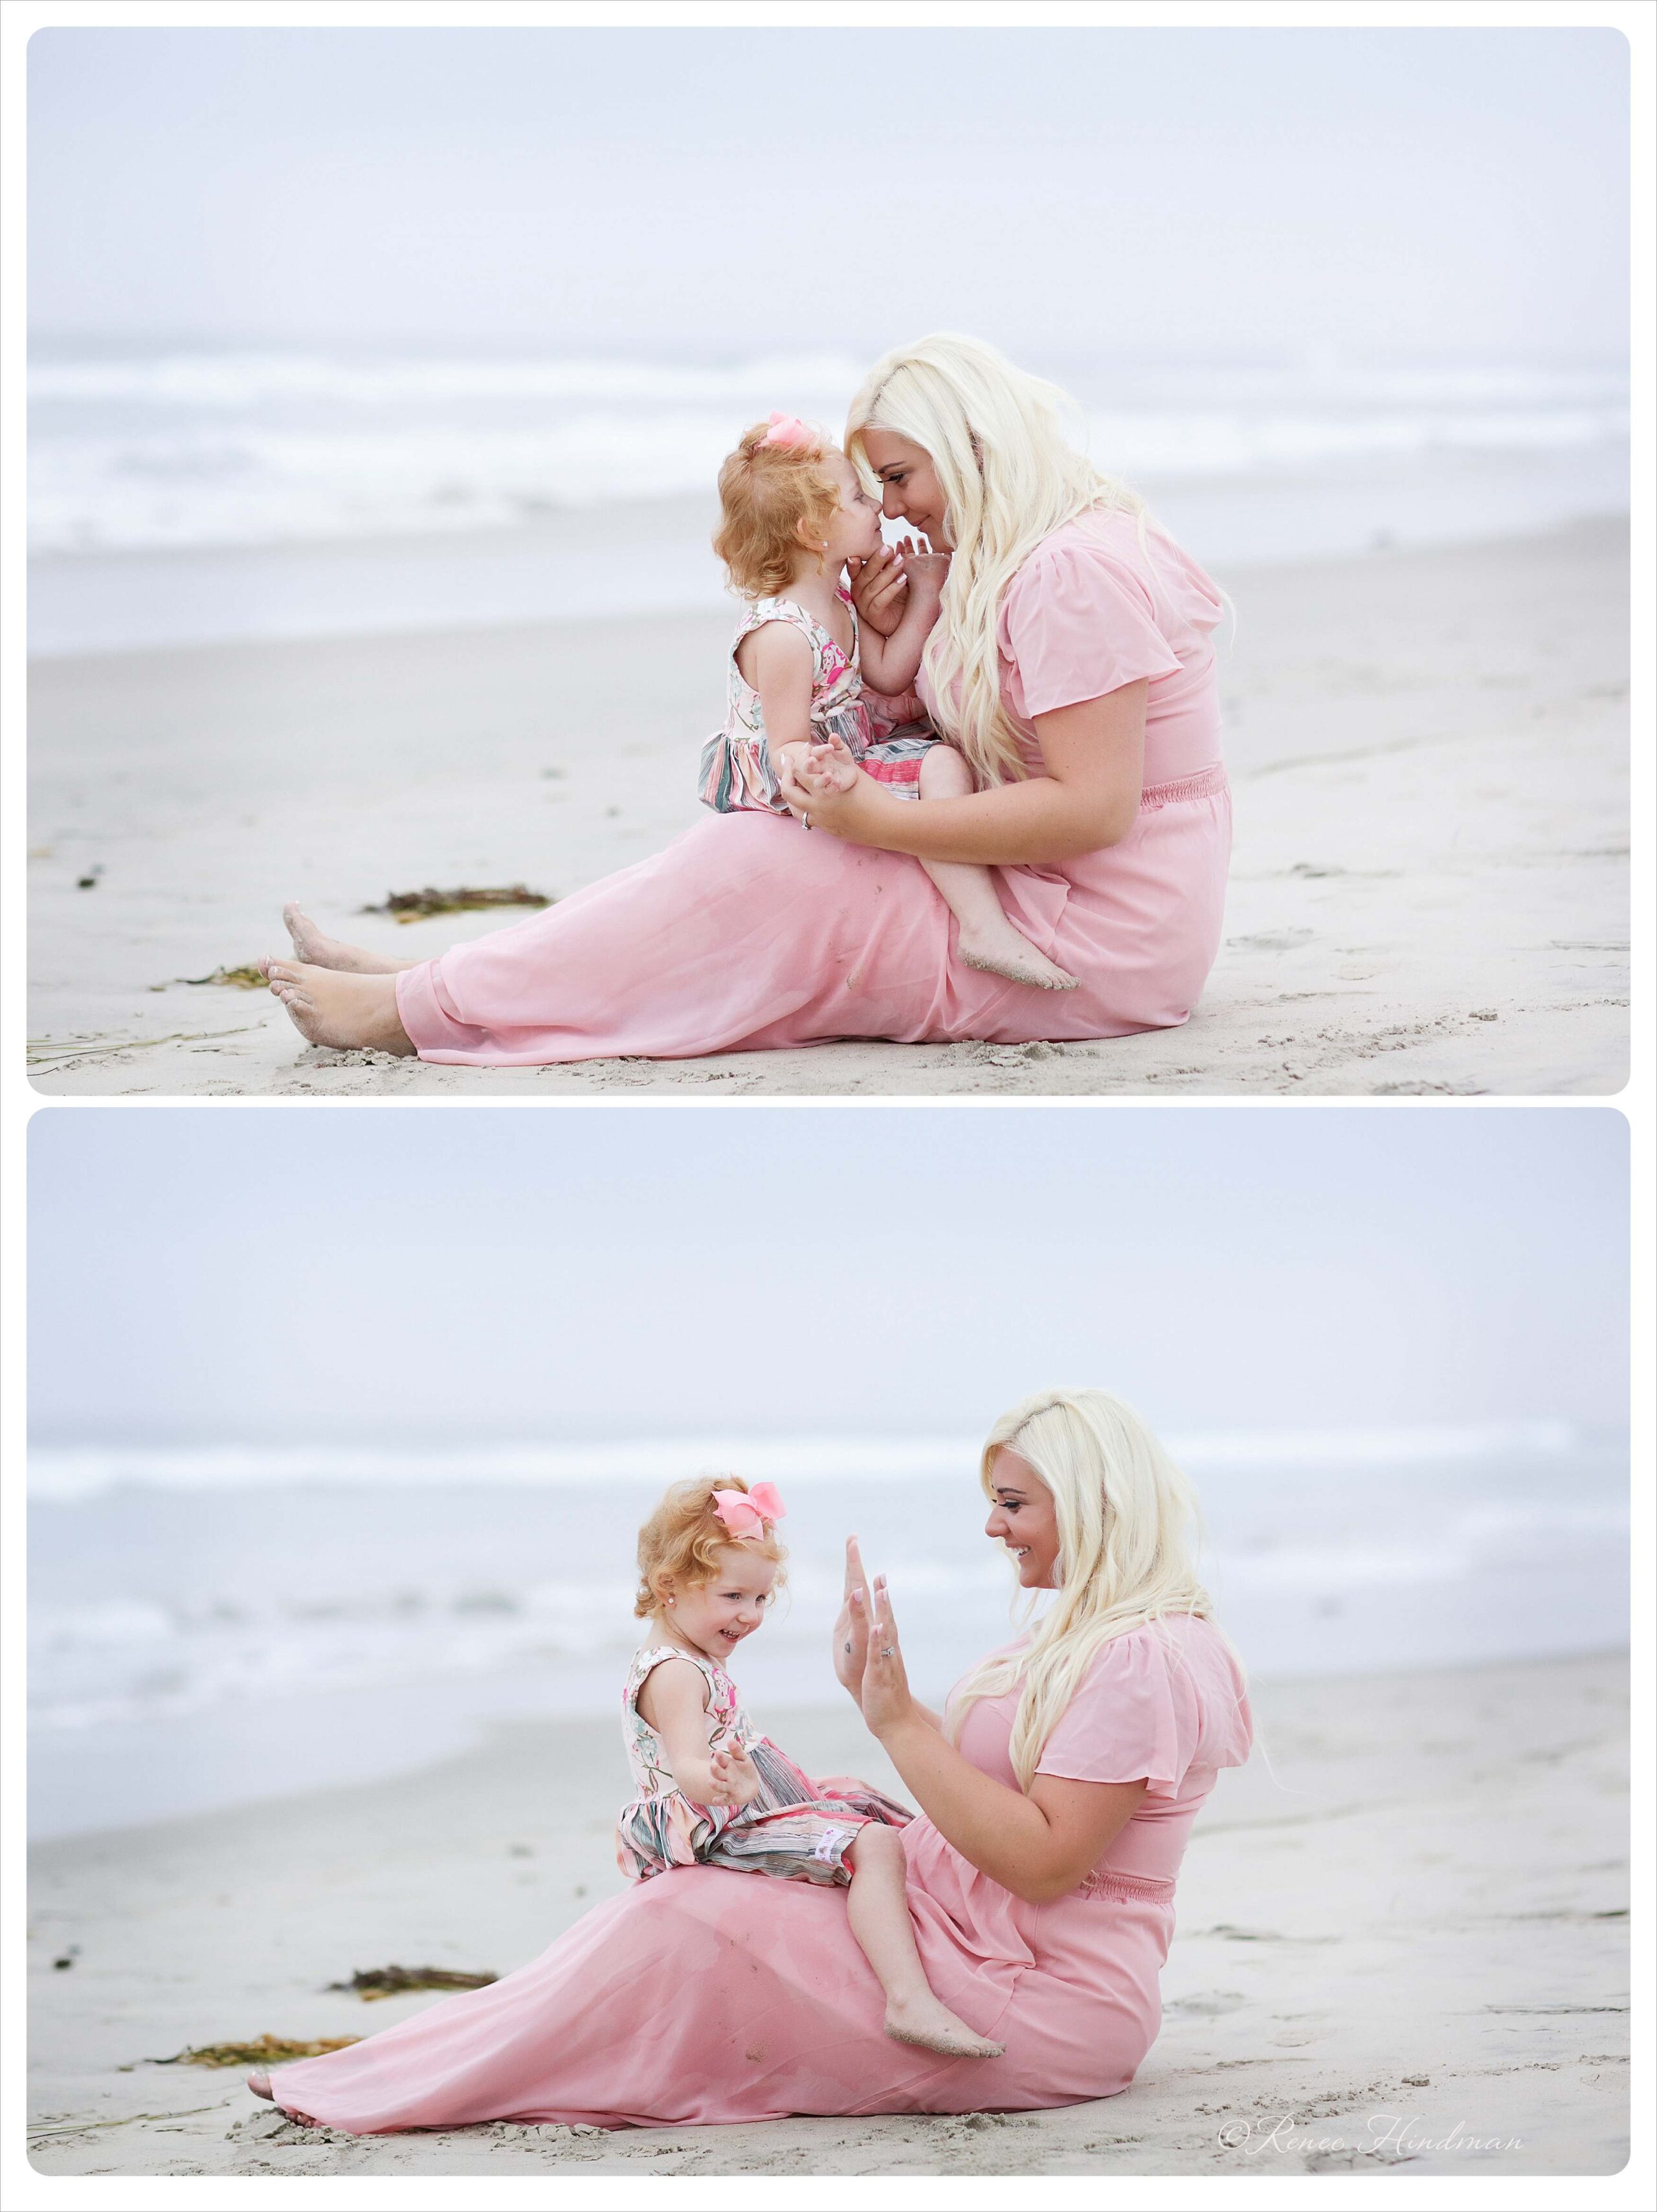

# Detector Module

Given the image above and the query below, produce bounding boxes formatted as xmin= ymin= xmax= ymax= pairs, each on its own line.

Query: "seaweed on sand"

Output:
xmin=360 ymin=886 xmax=553 ymax=923
xmin=153 ymin=2035 xmax=361 ymax=2068
xmin=180 ymin=965 xmax=269 ymax=989
xmin=326 ymin=1965 xmax=498 ymax=2000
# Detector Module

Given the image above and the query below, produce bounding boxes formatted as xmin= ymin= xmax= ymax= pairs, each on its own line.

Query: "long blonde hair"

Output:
xmin=948 ymin=1387 xmax=1222 ymax=1791
xmin=845 ymin=334 xmax=1144 ymax=788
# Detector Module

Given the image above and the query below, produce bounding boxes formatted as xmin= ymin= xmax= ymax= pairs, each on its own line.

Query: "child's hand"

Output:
xmin=707 ymin=1742 xmax=761 ymax=1809
xmin=892 ymin=536 xmax=950 ymax=596
xmin=847 ymin=546 xmax=909 ymax=636
xmin=803 ymin=733 xmax=860 ymax=795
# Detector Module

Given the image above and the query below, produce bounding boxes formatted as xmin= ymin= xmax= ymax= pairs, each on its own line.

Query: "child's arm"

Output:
xmin=858 ymin=548 xmax=948 ymax=694
xmin=636 ymin=1658 xmax=759 ymax=1806
xmin=738 ymin=622 xmax=847 ymax=791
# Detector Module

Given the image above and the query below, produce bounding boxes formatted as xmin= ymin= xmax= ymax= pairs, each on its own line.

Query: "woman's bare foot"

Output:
xmin=247 ymin=2070 xmax=319 ymax=2124
xmin=884 ymin=1990 xmax=1005 ymax=2059
xmin=264 ymin=962 xmax=416 ymax=1054
xmin=956 ymin=923 xmax=1079 ymax=991
xmin=274 ymin=904 xmax=410 ymax=975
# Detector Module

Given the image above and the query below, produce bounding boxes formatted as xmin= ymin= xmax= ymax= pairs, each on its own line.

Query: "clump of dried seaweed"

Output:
xmin=154 ymin=2034 xmax=361 ymax=2068
xmin=360 ymin=886 xmax=552 ymax=923
xmin=180 ymin=964 xmax=269 ymax=989
xmin=326 ymin=1965 xmax=498 ymax=2000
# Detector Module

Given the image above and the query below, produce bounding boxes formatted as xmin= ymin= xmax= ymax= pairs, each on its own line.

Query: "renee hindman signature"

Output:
xmin=1218 ymin=2112 xmax=1524 ymax=2158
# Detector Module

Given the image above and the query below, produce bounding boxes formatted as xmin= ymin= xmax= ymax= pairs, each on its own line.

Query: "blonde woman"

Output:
xmin=254 ymin=1391 xmax=1250 ymax=2134
xmin=261 ymin=337 xmax=1230 ymax=1064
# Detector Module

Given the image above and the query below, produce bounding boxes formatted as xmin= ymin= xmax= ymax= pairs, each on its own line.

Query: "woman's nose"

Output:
xmin=881 ymin=487 xmax=904 ymax=519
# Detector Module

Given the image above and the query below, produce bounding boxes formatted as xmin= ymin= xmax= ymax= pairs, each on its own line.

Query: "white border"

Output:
xmin=3 ymin=3 xmax=1651 ymax=2209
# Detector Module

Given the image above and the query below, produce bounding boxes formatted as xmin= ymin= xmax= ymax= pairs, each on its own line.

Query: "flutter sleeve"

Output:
xmin=1035 ymin=1622 xmax=1250 ymax=1800
xmin=999 ymin=532 xmax=1183 ymax=718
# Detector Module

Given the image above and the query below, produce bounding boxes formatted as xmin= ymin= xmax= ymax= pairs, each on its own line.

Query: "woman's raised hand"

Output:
xmin=860 ymin=1573 xmax=916 ymax=1739
xmin=846 ymin=545 xmax=909 ymax=636
xmin=832 ymin=1536 xmax=873 ymax=1705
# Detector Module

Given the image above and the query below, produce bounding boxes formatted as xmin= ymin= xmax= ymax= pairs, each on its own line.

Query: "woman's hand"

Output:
xmin=832 ymin=1537 xmax=874 ymax=1706
xmin=860 ymin=1575 xmax=918 ymax=1740
xmin=846 ymin=545 xmax=909 ymax=636
xmin=707 ymin=1742 xmax=761 ymax=1809
xmin=775 ymin=751 xmax=896 ymax=843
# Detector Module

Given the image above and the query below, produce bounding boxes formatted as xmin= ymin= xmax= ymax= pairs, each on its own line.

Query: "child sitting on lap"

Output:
xmin=700 ymin=414 xmax=1077 ymax=992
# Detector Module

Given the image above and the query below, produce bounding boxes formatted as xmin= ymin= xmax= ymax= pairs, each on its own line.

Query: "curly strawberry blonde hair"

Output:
xmin=632 ymin=1474 xmax=789 ymax=1620
xmin=712 ymin=422 xmax=843 ymax=600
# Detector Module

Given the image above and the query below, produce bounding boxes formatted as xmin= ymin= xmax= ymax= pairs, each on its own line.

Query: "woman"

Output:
xmin=262 ymin=336 xmax=1230 ymax=1063
xmin=256 ymin=1389 xmax=1252 ymax=2130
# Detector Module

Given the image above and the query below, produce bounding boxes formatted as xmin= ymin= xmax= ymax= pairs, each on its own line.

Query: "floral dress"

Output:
xmin=698 ymin=589 xmax=941 ymax=814
xmin=616 ymin=1644 xmax=910 ymax=1886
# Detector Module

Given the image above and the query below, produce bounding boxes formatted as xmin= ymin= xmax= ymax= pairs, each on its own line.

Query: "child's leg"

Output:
xmin=914 ymin=747 xmax=1078 ymax=992
xmin=843 ymin=1825 xmax=1004 ymax=2059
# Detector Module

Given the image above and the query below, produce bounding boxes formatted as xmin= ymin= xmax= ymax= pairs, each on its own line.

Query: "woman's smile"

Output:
xmin=984 ymin=1447 xmax=1063 ymax=1587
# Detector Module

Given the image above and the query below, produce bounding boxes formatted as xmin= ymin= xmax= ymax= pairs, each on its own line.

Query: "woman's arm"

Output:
xmin=778 ymin=683 xmax=1148 ymax=867
xmin=860 ymin=1578 xmax=1147 ymax=1905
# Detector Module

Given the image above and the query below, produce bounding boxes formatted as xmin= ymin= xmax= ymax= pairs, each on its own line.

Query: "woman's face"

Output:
xmin=859 ymin=429 xmax=952 ymax=549
xmin=984 ymin=1448 xmax=1063 ymax=1589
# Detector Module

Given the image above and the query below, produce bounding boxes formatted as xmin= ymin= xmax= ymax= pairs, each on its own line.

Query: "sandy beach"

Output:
xmin=27 ymin=515 xmax=1628 ymax=1098
xmin=27 ymin=1648 xmax=1628 ymax=2179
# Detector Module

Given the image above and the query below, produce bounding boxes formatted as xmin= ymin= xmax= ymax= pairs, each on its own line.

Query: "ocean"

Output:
xmin=28 ymin=1423 xmax=1629 ymax=1838
xmin=27 ymin=348 xmax=1630 ymax=656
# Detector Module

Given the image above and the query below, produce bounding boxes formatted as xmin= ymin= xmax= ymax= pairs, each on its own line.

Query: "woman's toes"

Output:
xmin=247 ymin=2069 xmax=272 ymax=2100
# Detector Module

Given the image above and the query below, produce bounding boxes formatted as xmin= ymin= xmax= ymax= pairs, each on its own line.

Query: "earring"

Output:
xmin=665 ymin=1596 xmax=675 ymax=1606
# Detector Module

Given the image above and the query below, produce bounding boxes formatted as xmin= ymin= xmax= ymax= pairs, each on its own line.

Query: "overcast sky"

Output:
xmin=28 ymin=25 xmax=1629 ymax=360
xmin=28 ymin=1107 xmax=1627 ymax=1446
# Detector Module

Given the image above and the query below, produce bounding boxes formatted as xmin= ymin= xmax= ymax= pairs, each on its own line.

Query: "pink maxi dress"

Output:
xmin=393 ymin=509 xmax=1230 ymax=1063
xmin=267 ymin=1615 xmax=1252 ymax=2132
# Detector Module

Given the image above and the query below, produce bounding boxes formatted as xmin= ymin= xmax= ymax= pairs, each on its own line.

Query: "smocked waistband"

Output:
xmin=1074 ymin=1867 xmax=1177 ymax=1903
xmin=1139 ymin=762 xmax=1229 ymax=811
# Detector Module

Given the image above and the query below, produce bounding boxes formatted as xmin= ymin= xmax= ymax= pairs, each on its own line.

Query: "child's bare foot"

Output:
xmin=884 ymin=1991 xmax=1005 ymax=2059
xmin=276 ymin=904 xmax=407 ymax=975
xmin=264 ymin=962 xmax=416 ymax=1054
xmin=955 ymin=924 xmax=1079 ymax=991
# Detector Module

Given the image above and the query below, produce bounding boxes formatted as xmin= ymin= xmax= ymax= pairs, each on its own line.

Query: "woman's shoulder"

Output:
xmin=1040 ymin=1615 xmax=1252 ymax=1790
xmin=1010 ymin=507 xmax=1222 ymax=628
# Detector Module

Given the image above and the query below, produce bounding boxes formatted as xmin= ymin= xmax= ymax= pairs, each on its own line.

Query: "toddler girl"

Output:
xmin=620 ymin=1474 xmax=1004 ymax=2060
xmin=700 ymin=415 xmax=1078 ymax=993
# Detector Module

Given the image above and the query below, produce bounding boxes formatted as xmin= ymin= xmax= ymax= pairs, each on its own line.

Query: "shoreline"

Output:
xmin=28 ymin=1648 xmax=1630 ymax=2176
xmin=28 ymin=515 xmax=1629 ymax=1097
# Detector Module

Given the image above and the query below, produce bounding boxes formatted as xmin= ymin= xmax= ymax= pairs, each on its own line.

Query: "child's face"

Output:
xmin=667 ymin=1547 xmax=777 ymax=1661
xmin=984 ymin=1450 xmax=1063 ymax=1589
xmin=821 ymin=451 xmax=885 ymax=568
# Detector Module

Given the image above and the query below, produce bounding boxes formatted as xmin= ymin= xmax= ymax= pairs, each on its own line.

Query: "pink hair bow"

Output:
xmin=712 ymin=1483 xmax=787 ymax=1539
xmin=761 ymin=412 xmax=814 ymax=450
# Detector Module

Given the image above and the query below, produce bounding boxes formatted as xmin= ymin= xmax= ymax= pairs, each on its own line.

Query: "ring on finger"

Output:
xmin=880 ymin=1644 xmax=895 ymax=1658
